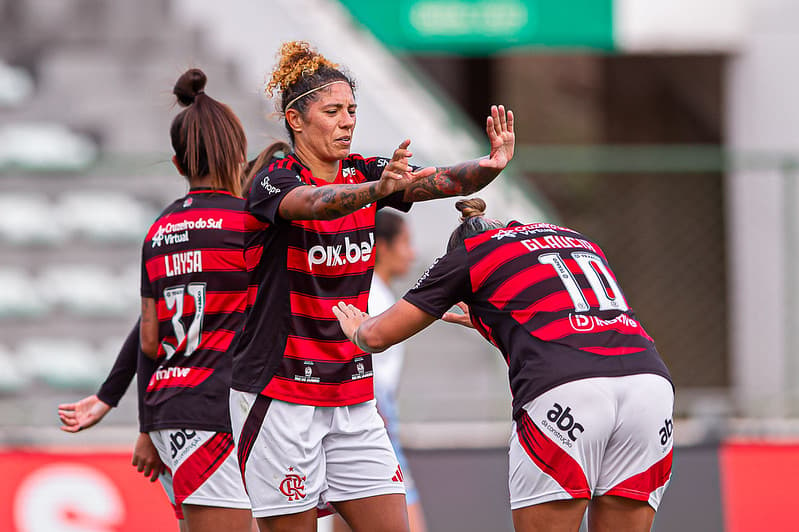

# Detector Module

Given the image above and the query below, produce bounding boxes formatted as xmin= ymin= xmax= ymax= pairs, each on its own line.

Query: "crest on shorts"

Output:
xmin=279 ymin=467 xmax=306 ymax=501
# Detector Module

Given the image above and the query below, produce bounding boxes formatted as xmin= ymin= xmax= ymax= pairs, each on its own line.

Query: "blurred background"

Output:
xmin=0 ymin=0 xmax=796 ymax=530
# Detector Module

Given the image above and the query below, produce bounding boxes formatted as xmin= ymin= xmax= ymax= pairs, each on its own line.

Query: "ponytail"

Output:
xmin=170 ymin=68 xmax=247 ymax=197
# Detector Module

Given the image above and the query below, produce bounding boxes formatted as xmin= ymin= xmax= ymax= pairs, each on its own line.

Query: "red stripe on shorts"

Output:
xmin=516 ymin=413 xmax=591 ymax=498
xmin=173 ymin=432 xmax=235 ymax=506
xmin=236 ymin=394 xmax=272 ymax=493
xmin=604 ymin=448 xmax=673 ymax=501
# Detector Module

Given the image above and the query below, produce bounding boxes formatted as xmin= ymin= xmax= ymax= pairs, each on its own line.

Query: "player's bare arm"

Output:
xmin=333 ymin=299 xmax=436 ymax=353
xmin=279 ymin=140 xmax=434 ymax=220
xmin=402 ymin=105 xmax=515 ymax=202
xmin=140 ymin=297 xmax=159 ymax=359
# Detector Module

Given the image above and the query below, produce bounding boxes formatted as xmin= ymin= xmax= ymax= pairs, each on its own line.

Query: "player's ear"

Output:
xmin=285 ymin=109 xmax=303 ymax=135
xmin=171 ymin=155 xmax=187 ymax=176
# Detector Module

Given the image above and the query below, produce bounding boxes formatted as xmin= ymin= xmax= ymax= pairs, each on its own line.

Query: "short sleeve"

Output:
xmin=363 ymin=156 xmax=414 ymax=213
xmin=247 ymin=167 xmax=306 ymax=224
xmin=403 ymin=245 xmax=471 ymax=318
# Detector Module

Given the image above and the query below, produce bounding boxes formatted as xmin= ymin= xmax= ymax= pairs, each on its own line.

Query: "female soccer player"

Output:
xmin=332 ymin=210 xmax=427 ymax=532
xmin=139 ymin=68 xmax=253 ymax=532
xmin=333 ymin=198 xmax=674 ymax=532
xmin=230 ymin=41 xmax=514 ymax=531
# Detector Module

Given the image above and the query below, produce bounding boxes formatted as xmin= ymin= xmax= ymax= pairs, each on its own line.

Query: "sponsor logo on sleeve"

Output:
xmin=260 ymin=175 xmax=281 ymax=194
xmin=411 ymin=257 xmax=440 ymax=290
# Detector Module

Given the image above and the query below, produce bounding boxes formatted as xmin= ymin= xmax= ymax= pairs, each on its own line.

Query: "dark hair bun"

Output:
xmin=455 ymin=198 xmax=487 ymax=221
xmin=174 ymin=68 xmax=208 ymax=107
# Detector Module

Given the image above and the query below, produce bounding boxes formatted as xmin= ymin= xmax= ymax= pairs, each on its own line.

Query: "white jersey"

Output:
xmin=369 ymin=275 xmax=404 ymax=399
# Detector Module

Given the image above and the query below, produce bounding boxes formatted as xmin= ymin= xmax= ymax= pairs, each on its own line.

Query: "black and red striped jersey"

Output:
xmin=140 ymin=189 xmax=251 ymax=432
xmin=230 ymin=153 xmax=412 ymax=406
xmin=403 ymin=221 xmax=671 ymax=420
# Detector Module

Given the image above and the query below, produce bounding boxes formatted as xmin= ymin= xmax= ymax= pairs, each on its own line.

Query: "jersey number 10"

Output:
xmin=538 ymin=251 xmax=629 ymax=312
xmin=161 ymin=283 xmax=206 ymax=359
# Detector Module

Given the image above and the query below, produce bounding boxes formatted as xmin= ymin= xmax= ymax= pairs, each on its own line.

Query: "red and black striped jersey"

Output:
xmin=230 ymin=153 xmax=411 ymax=406
xmin=403 ymin=221 xmax=671 ymax=420
xmin=140 ymin=189 xmax=251 ymax=432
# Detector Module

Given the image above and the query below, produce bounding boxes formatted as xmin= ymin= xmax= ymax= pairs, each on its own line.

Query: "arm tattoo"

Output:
xmin=307 ymin=181 xmax=383 ymax=219
xmin=403 ymin=159 xmax=499 ymax=202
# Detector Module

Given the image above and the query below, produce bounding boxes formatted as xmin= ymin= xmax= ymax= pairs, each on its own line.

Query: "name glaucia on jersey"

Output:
xmin=307 ymin=232 xmax=374 ymax=270
xmin=151 ymin=218 xmax=223 ymax=248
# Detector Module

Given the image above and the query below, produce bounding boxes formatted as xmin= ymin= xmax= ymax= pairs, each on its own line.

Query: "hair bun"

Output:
xmin=455 ymin=198 xmax=487 ymax=221
xmin=266 ymin=41 xmax=338 ymax=97
xmin=174 ymin=68 xmax=208 ymax=107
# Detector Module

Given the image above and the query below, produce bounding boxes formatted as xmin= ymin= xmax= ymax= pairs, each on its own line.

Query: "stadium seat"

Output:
xmin=55 ymin=191 xmax=153 ymax=242
xmin=0 ymin=122 xmax=97 ymax=171
xmin=0 ymin=268 xmax=49 ymax=318
xmin=37 ymin=265 xmax=136 ymax=317
xmin=0 ymin=61 xmax=34 ymax=107
xmin=0 ymin=346 xmax=30 ymax=394
xmin=0 ymin=194 xmax=64 ymax=245
xmin=17 ymin=338 xmax=105 ymax=390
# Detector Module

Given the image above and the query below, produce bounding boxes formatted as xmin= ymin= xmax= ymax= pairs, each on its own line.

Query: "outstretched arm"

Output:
xmin=402 ymin=105 xmax=515 ymax=202
xmin=279 ymin=140 xmax=435 ymax=220
xmin=58 ymin=320 xmax=141 ymax=432
xmin=332 ymin=299 xmax=437 ymax=353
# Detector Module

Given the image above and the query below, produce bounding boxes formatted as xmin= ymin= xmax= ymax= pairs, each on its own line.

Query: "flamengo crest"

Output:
xmin=279 ymin=467 xmax=306 ymax=501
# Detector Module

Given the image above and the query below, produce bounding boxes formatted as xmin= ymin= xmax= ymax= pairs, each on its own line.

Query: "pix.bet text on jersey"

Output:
xmin=141 ymin=189 xmax=251 ymax=432
xmin=230 ymin=154 xmax=411 ymax=406
xmin=404 ymin=221 xmax=672 ymax=420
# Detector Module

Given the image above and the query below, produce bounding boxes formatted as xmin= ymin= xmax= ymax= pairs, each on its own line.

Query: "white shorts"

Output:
xmin=509 ymin=374 xmax=674 ymax=511
xmin=150 ymin=429 xmax=251 ymax=519
xmin=230 ymin=391 xmax=405 ymax=518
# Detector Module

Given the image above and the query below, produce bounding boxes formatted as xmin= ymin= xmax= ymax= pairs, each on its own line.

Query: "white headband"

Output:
xmin=283 ymin=80 xmax=350 ymax=111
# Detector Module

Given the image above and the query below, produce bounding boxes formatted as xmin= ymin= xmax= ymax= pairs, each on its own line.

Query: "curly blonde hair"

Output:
xmin=263 ymin=41 xmax=355 ymax=144
xmin=265 ymin=41 xmax=339 ymax=98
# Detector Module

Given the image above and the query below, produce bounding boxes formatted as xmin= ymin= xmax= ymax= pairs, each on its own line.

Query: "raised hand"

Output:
xmin=132 ymin=432 xmax=166 ymax=482
xmin=376 ymin=139 xmax=435 ymax=196
xmin=58 ymin=394 xmax=112 ymax=433
xmin=478 ymin=105 xmax=515 ymax=171
xmin=442 ymin=302 xmax=475 ymax=329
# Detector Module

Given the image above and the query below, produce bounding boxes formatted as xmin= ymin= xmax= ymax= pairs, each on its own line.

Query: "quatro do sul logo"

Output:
xmin=279 ymin=467 xmax=306 ymax=501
